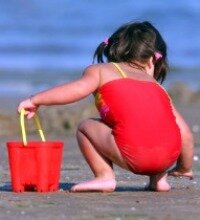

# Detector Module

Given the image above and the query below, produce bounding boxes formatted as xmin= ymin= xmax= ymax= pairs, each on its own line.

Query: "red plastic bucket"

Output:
xmin=7 ymin=141 xmax=63 ymax=192
xmin=7 ymin=109 xmax=64 ymax=192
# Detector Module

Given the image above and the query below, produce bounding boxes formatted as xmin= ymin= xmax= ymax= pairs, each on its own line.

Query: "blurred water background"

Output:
xmin=0 ymin=0 xmax=200 ymax=98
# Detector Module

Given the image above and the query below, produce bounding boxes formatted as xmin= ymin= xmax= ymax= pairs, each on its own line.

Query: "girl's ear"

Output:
xmin=146 ymin=56 xmax=154 ymax=69
xmin=145 ymin=56 xmax=155 ymax=77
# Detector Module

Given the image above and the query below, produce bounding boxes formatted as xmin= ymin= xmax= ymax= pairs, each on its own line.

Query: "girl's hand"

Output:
xmin=18 ymin=98 xmax=38 ymax=119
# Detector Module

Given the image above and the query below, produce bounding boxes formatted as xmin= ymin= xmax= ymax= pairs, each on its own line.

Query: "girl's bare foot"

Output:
xmin=147 ymin=173 xmax=171 ymax=192
xmin=70 ymin=178 xmax=116 ymax=192
xmin=168 ymin=168 xmax=193 ymax=180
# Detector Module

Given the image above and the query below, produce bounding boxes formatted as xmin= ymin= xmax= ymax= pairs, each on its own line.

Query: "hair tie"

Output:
xmin=103 ymin=38 xmax=109 ymax=45
xmin=154 ymin=52 xmax=162 ymax=61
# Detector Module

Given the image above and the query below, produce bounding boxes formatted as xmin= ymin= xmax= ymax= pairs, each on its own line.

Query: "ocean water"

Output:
xmin=0 ymin=0 xmax=200 ymax=97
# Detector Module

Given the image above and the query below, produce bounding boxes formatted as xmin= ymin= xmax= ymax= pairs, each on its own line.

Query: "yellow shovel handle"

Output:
xmin=20 ymin=108 xmax=46 ymax=146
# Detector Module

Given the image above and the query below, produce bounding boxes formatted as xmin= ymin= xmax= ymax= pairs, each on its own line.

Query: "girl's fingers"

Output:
xmin=17 ymin=98 xmax=38 ymax=114
xmin=27 ymin=112 xmax=35 ymax=119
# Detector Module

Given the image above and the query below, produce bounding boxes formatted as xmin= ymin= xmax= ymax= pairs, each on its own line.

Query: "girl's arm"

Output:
xmin=18 ymin=65 xmax=100 ymax=118
xmin=169 ymin=105 xmax=194 ymax=179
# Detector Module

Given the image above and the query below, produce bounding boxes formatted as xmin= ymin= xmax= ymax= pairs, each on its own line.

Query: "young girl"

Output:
xmin=18 ymin=21 xmax=194 ymax=192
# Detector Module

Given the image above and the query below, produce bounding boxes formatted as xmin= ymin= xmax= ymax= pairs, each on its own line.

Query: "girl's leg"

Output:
xmin=148 ymin=173 xmax=171 ymax=192
xmin=70 ymin=118 xmax=129 ymax=192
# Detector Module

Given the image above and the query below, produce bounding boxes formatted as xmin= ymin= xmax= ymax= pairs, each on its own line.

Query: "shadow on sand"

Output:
xmin=0 ymin=182 xmax=146 ymax=192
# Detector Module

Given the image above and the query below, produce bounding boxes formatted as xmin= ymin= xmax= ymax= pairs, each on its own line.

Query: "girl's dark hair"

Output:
xmin=93 ymin=21 xmax=168 ymax=83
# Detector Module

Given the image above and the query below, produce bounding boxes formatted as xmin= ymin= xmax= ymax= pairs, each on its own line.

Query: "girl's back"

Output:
xmin=95 ymin=62 xmax=181 ymax=174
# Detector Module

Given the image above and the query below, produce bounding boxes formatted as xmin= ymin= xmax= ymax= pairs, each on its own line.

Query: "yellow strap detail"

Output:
xmin=20 ymin=109 xmax=27 ymax=146
xmin=112 ymin=62 xmax=127 ymax=78
xmin=20 ymin=108 xmax=46 ymax=146
xmin=34 ymin=114 xmax=46 ymax=142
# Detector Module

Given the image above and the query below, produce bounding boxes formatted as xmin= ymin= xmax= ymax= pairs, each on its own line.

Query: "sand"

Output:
xmin=0 ymin=84 xmax=200 ymax=220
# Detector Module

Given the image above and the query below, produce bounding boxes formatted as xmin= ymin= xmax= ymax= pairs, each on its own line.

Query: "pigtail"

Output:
xmin=153 ymin=50 xmax=168 ymax=84
xmin=93 ymin=42 xmax=107 ymax=64
xmin=154 ymin=60 xmax=168 ymax=84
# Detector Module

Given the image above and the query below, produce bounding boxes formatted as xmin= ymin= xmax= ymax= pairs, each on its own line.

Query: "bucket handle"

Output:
xmin=20 ymin=108 xmax=46 ymax=146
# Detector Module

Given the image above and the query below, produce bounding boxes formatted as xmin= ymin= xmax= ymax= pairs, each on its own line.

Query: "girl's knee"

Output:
xmin=77 ymin=119 xmax=94 ymax=134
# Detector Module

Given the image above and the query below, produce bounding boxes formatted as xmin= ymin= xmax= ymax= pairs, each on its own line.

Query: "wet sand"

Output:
xmin=0 ymin=134 xmax=200 ymax=220
xmin=1 ymin=85 xmax=200 ymax=220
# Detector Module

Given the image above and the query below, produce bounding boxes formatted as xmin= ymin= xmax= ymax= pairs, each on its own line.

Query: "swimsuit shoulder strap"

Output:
xmin=112 ymin=62 xmax=127 ymax=78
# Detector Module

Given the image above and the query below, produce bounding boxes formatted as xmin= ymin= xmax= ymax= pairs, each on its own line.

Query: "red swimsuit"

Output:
xmin=95 ymin=63 xmax=181 ymax=175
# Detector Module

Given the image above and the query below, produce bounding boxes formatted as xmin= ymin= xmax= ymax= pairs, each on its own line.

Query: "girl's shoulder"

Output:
xmin=82 ymin=63 xmax=111 ymax=80
xmin=84 ymin=63 xmax=109 ymax=72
